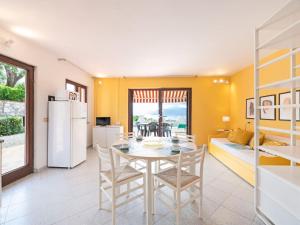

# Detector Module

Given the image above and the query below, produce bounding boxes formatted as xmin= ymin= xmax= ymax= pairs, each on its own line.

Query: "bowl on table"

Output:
xmin=171 ymin=136 xmax=180 ymax=144
xmin=119 ymin=144 xmax=129 ymax=152
xmin=170 ymin=145 xmax=181 ymax=153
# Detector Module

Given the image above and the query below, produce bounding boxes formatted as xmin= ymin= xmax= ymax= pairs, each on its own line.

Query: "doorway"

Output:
xmin=128 ymin=88 xmax=192 ymax=136
xmin=0 ymin=54 xmax=34 ymax=186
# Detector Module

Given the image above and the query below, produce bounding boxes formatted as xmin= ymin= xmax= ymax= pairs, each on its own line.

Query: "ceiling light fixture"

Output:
xmin=96 ymin=73 xmax=108 ymax=78
xmin=11 ymin=26 xmax=38 ymax=39
xmin=213 ymin=78 xmax=229 ymax=84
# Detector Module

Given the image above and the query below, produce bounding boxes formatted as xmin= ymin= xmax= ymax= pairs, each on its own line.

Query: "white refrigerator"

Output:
xmin=48 ymin=101 xmax=87 ymax=168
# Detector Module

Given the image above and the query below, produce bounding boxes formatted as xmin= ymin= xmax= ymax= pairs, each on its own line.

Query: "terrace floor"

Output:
xmin=1 ymin=149 xmax=264 ymax=225
xmin=2 ymin=144 xmax=25 ymax=174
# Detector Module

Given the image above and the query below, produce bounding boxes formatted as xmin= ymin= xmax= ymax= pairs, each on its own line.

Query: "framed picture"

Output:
xmin=246 ymin=98 xmax=254 ymax=119
xmin=260 ymin=95 xmax=276 ymax=120
xmin=279 ymin=91 xmax=300 ymax=121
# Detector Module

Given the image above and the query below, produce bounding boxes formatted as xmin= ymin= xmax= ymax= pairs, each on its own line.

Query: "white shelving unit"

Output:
xmin=254 ymin=1 xmax=300 ymax=224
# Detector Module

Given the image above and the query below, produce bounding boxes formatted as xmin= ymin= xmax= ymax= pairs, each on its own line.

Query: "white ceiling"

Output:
xmin=0 ymin=0 xmax=287 ymax=77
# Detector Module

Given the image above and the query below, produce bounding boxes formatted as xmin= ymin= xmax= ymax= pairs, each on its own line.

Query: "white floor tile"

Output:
xmin=209 ymin=206 xmax=252 ymax=225
xmin=1 ymin=149 xmax=264 ymax=225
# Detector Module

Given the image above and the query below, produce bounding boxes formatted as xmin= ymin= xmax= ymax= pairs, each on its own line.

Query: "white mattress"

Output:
xmin=211 ymin=138 xmax=273 ymax=165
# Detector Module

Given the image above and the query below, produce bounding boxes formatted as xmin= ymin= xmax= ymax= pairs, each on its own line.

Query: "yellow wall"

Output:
xmin=230 ymin=50 xmax=300 ymax=132
xmin=94 ymin=77 xmax=230 ymax=145
xmin=94 ymin=51 xmax=299 ymax=144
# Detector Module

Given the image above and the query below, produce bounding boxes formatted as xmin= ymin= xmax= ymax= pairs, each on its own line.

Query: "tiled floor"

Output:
xmin=1 ymin=149 xmax=264 ymax=225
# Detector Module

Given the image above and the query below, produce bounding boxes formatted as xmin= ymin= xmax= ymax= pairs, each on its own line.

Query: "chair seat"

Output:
xmin=102 ymin=165 xmax=143 ymax=184
xmin=155 ymin=167 xmax=200 ymax=188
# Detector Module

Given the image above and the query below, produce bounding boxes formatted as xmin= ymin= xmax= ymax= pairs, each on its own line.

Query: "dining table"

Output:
xmin=111 ymin=137 xmax=197 ymax=225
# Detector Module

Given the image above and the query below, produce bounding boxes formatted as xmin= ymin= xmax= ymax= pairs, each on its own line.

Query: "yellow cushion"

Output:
xmin=227 ymin=129 xmax=254 ymax=145
xmin=262 ymin=139 xmax=288 ymax=146
xmin=249 ymin=133 xmax=265 ymax=149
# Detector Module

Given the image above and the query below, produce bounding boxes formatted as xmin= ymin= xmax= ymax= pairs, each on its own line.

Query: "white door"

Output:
xmin=48 ymin=101 xmax=71 ymax=167
xmin=71 ymin=118 xmax=87 ymax=167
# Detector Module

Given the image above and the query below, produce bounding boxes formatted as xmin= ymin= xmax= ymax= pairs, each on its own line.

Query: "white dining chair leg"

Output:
xmin=112 ymin=185 xmax=116 ymax=225
xmin=189 ymin=163 xmax=196 ymax=203
xmin=99 ymin=175 xmax=102 ymax=209
xmin=199 ymin=181 xmax=203 ymax=218
xmin=115 ymin=154 xmax=121 ymax=195
xmin=127 ymin=182 xmax=130 ymax=198
xmin=176 ymin=191 xmax=181 ymax=225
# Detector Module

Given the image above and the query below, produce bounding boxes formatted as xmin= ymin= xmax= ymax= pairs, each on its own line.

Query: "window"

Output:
xmin=65 ymin=79 xmax=87 ymax=103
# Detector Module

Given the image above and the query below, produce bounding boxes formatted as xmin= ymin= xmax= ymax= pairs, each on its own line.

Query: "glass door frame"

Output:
xmin=0 ymin=54 xmax=34 ymax=186
xmin=128 ymin=88 xmax=192 ymax=135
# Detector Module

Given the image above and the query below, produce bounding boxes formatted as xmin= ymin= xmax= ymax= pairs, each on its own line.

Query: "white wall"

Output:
xmin=0 ymin=27 xmax=94 ymax=170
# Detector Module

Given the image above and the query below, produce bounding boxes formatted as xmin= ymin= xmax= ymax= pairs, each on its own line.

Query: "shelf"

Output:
xmin=258 ymin=166 xmax=300 ymax=192
xmin=258 ymin=145 xmax=300 ymax=163
xmin=258 ymin=48 xmax=300 ymax=69
xmin=258 ymin=104 xmax=300 ymax=109
xmin=257 ymin=76 xmax=300 ymax=90
xmin=255 ymin=1 xmax=300 ymax=224
xmin=258 ymin=126 xmax=300 ymax=135
xmin=259 ymin=0 xmax=300 ymax=30
xmin=258 ymin=20 xmax=300 ymax=50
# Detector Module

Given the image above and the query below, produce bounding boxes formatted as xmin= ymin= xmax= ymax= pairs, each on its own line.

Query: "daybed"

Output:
xmin=208 ymin=133 xmax=290 ymax=185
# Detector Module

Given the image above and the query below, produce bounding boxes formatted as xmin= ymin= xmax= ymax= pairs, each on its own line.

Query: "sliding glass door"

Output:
xmin=128 ymin=88 xmax=191 ymax=137
xmin=0 ymin=54 xmax=34 ymax=186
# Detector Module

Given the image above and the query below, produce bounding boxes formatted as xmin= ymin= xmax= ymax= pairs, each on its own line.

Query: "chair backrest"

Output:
xmin=119 ymin=132 xmax=135 ymax=140
xmin=177 ymin=134 xmax=196 ymax=143
xmin=162 ymin=123 xmax=171 ymax=130
xmin=176 ymin=145 xmax=205 ymax=188
xmin=148 ymin=122 xmax=158 ymax=131
xmin=96 ymin=144 xmax=116 ymax=180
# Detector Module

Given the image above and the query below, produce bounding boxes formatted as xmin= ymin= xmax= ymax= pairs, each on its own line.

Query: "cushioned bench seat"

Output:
xmin=209 ymin=137 xmax=290 ymax=186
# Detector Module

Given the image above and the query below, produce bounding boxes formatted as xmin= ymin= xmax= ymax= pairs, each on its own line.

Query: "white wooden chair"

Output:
xmin=158 ymin=135 xmax=196 ymax=171
xmin=153 ymin=146 xmax=205 ymax=225
xmin=119 ymin=132 xmax=135 ymax=140
xmin=96 ymin=145 xmax=145 ymax=225
xmin=118 ymin=132 xmax=147 ymax=171
xmin=177 ymin=134 xmax=196 ymax=143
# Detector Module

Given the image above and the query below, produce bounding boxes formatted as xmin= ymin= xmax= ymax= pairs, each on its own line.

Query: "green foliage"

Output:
xmin=0 ymin=116 xmax=24 ymax=136
xmin=133 ymin=115 xmax=139 ymax=122
xmin=0 ymin=62 xmax=26 ymax=87
xmin=0 ymin=84 xmax=25 ymax=102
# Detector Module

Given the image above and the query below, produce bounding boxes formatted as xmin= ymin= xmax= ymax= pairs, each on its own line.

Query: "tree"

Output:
xmin=0 ymin=62 xmax=26 ymax=87
xmin=0 ymin=64 xmax=6 ymax=84
xmin=3 ymin=64 xmax=26 ymax=87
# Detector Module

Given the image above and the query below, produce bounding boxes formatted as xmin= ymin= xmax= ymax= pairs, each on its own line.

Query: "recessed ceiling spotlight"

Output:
xmin=11 ymin=26 xmax=38 ymax=39
xmin=96 ymin=73 xmax=108 ymax=78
